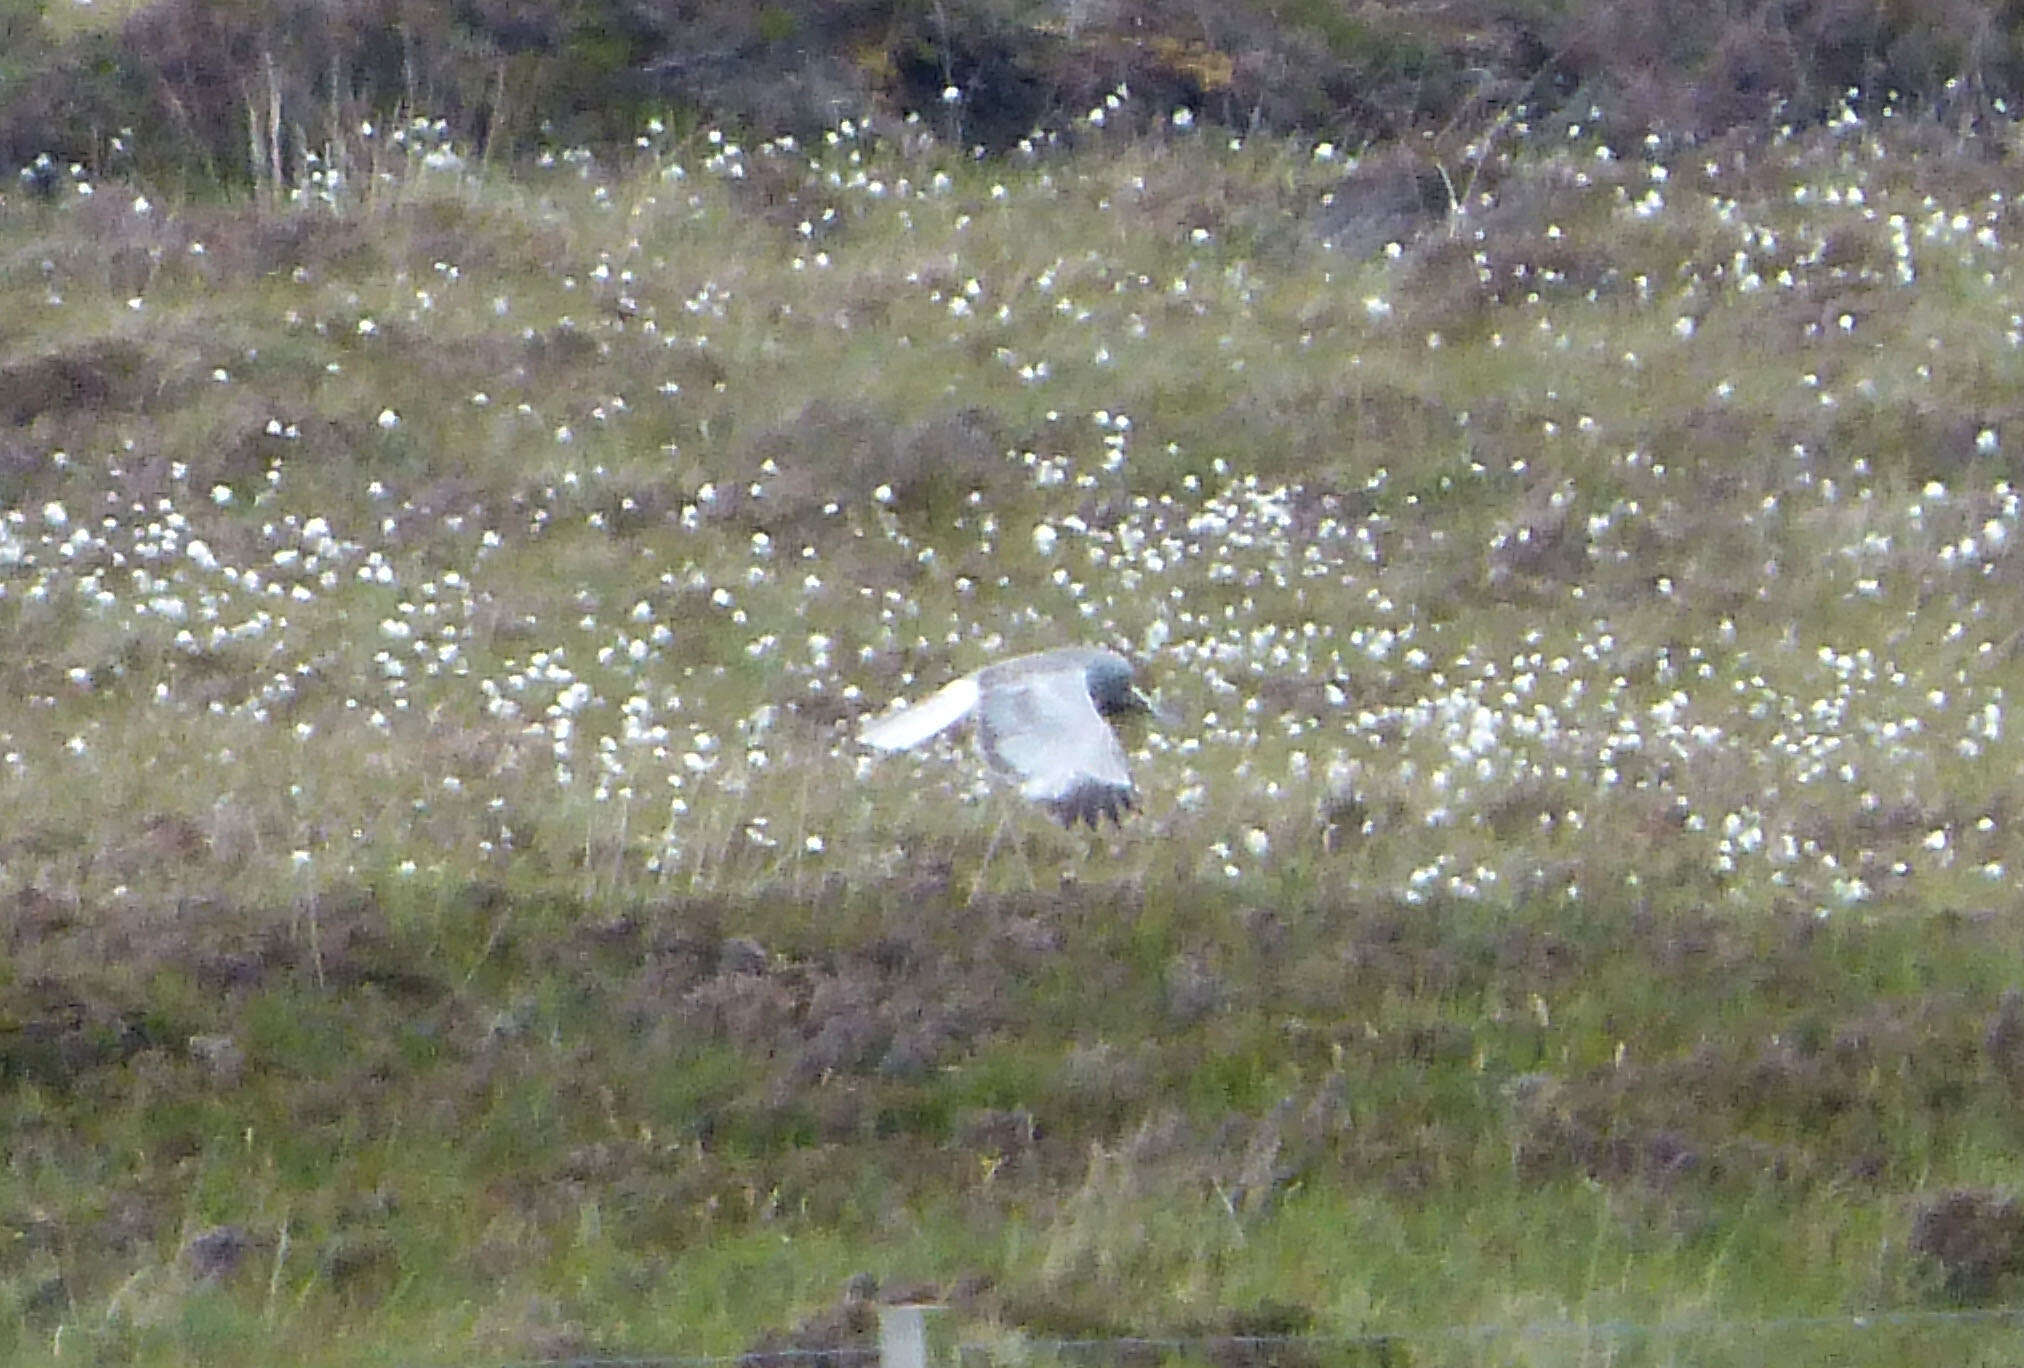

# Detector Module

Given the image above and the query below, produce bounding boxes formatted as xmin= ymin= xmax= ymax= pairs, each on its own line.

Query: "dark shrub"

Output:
xmin=1911 ymin=1189 xmax=2024 ymax=1301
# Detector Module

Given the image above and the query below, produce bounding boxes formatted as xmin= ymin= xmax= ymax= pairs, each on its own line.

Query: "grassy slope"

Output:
xmin=7 ymin=107 xmax=2024 ymax=1364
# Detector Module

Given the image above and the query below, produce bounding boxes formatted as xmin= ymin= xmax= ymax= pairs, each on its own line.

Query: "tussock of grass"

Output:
xmin=9 ymin=98 xmax=2024 ymax=1365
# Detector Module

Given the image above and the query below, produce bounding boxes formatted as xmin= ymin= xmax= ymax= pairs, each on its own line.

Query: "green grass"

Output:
xmin=8 ymin=99 xmax=2024 ymax=1365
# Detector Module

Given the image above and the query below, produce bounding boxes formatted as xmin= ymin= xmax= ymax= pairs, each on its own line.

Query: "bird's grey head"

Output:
xmin=1082 ymin=650 xmax=1155 ymax=718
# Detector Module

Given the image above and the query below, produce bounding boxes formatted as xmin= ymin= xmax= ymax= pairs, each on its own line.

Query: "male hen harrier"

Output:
xmin=860 ymin=647 xmax=1157 ymax=825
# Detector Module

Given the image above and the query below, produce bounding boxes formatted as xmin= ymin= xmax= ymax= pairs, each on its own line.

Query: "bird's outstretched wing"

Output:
xmin=860 ymin=675 xmax=982 ymax=751
xmin=976 ymin=662 xmax=1134 ymax=826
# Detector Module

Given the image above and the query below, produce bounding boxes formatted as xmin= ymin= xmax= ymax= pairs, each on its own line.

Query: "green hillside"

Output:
xmin=9 ymin=89 xmax=2024 ymax=1365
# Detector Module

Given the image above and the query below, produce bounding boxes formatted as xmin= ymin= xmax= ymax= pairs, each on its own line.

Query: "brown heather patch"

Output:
xmin=1806 ymin=396 xmax=2013 ymax=487
xmin=1 ymin=882 xmax=451 ymax=1015
xmin=728 ymin=156 xmax=848 ymax=243
xmin=0 ymin=338 xmax=153 ymax=428
xmin=1911 ymin=1190 xmax=2024 ymax=1301
xmin=1482 ymin=476 xmax=1587 ymax=600
xmin=1982 ymin=989 xmax=2024 ymax=1094
xmin=173 ymin=189 xmax=567 ymax=286
xmin=0 ymin=980 xmax=165 ymax=1092
xmin=1313 ymin=150 xmax=1453 ymax=258
xmin=714 ymin=400 xmax=1013 ymax=543
xmin=1212 ymin=377 xmax=1459 ymax=486
xmin=1501 ymin=987 xmax=1998 ymax=1192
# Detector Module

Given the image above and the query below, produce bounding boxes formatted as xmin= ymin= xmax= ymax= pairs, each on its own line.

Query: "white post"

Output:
xmin=878 ymin=1304 xmax=938 ymax=1368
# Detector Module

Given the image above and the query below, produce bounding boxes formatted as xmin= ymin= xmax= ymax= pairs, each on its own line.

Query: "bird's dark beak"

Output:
xmin=1134 ymin=688 xmax=1178 ymax=726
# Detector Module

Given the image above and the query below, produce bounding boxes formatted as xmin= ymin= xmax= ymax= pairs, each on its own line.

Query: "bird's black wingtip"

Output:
xmin=1049 ymin=783 xmax=1136 ymax=828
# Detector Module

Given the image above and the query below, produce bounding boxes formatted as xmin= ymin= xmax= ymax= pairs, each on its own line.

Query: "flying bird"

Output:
xmin=860 ymin=647 xmax=1159 ymax=826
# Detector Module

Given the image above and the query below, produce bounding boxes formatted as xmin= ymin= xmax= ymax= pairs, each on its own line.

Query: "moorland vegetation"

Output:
xmin=12 ymin=1 xmax=2024 ymax=1365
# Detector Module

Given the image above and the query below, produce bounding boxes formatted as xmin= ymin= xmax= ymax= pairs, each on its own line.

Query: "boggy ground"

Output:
xmin=9 ymin=96 xmax=2024 ymax=1364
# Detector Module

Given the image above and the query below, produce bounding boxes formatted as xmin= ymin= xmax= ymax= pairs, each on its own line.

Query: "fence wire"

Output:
xmin=423 ymin=1304 xmax=2024 ymax=1368
xmin=470 ymin=1349 xmax=881 ymax=1368
xmin=981 ymin=1304 xmax=2024 ymax=1355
